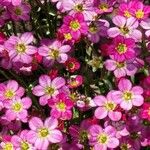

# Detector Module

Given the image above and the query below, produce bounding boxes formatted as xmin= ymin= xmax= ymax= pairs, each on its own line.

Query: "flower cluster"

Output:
xmin=0 ymin=0 xmax=150 ymax=149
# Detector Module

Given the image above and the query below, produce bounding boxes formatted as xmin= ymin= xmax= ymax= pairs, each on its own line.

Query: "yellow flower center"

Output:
xmin=124 ymin=10 xmax=131 ymax=18
xmin=89 ymin=24 xmax=98 ymax=33
xmin=105 ymin=101 xmax=116 ymax=111
xmin=38 ymin=128 xmax=49 ymax=138
xmin=120 ymin=143 xmax=131 ymax=150
xmin=79 ymin=130 xmax=88 ymax=142
xmin=98 ymin=133 xmax=108 ymax=144
xmin=21 ymin=141 xmax=30 ymax=150
xmin=14 ymin=7 xmax=22 ymax=15
xmin=64 ymin=33 xmax=72 ymax=40
xmin=123 ymin=91 xmax=133 ymax=101
xmin=75 ymin=4 xmax=83 ymax=12
xmin=135 ymin=10 xmax=144 ymax=19
xmin=99 ymin=3 xmax=108 ymax=11
xmin=4 ymin=89 xmax=15 ymax=99
xmin=45 ymin=86 xmax=55 ymax=96
xmin=16 ymin=43 xmax=26 ymax=53
xmin=70 ymin=80 xmax=78 ymax=87
xmin=116 ymin=62 xmax=125 ymax=68
xmin=70 ymin=20 xmax=81 ymax=31
xmin=56 ymin=102 xmax=66 ymax=111
xmin=3 ymin=143 xmax=13 ymax=150
xmin=68 ymin=62 xmax=75 ymax=69
xmin=49 ymin=49 xmax=59 ymax=59
xmin=120 ymin=26 xmax=130 ymax=35
xmin=116 ymin=43 xmax=127 ymax=54
xmin=12 ymin=102 xmax=22 ymax=112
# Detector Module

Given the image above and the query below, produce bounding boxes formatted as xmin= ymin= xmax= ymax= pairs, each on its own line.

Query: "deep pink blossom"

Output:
xmin=61 ymin=13 xmax=88 ymax=40
xmin=48 ymin=93 xmax=74 ymax=120
xmin=107 ymin=35 xmax=136 ymax=62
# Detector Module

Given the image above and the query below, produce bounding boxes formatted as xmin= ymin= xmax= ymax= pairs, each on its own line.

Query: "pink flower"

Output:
xmin=112 ymin=78 xmax=144 ymax=110
xmin=0 ymin=80 xmax=25 ymax=107
xmin=61 ymin=13 xmax=88 ymax=40
xmin=11 ymin=130 xmax=35 ymax=149
xmin=32 ymin=75 xmax=66 ymax=106
xmin=5 ymin=96 xmax=32 ymax=122
xmin=107 ymin=35 xmax=135 ymax=62
xmin=140 ymin=19 xmax=150 ymax=38
xmin=8 ymin=2 xmax=31 ymax=21
xmin=48 ymin=93 xmax=74 ymax=120
xmin=93 ymin=91 xmax=122 ymax=121
xmin=38 ymin=40 xmax=71 ymax=65
xmin=94 ymin=0 xmax=116 ymax=14
xmin=5 ymin=32 xmax=37 ymax=64
xmin=130 ymin=1 xmax=150 ymax=20
xmin=62 ymin=0 xmax=96 ymax=21
xmin=107 ymin=15 xmax=142 ymax=41
xmin=27 ymin=117 xmax=63 ymax=150
xmin=104 ymin=58 xmax=137 ymax=78
xmin=89 ymin=125 xmax=119 ymax=150
xmin=141 ymin=103 xmax=150 ymax=121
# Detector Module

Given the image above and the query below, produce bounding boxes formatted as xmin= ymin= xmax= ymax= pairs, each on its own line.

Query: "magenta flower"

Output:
xmin=141 ymin=103 xmax=150 ymax=121
xmin=32 ymin=75 xmax=66 ymax=106
xmin=107 ymin=35 xmax=135 ymax=62
xmin=107 ymin=15 xmax=142 ymax=41
xmin=48 ymin=93 xmax=74 ymax=120
xmin=61 ymin=13 xmax=88 ymax=40
xmin=38 ymin=40 xmax=71 ymax=65
xmin=11 ymin=130 xmax=35 ymax=150
xmin=118 ymin=1 xmax=135 ymax=18
xmin=104 ymin=58 xmax=137 ymax=78
xmin=8 ymin=2 xmax=31 ymax=21
xmin=5 ymin=96 xmax=32 ymax=122
xmin=131 ymin=1 xmax=150 ymax=20
xmin=89 ymin=125 xmax=119 ymax=150
xmin=27 ymin=117 xmax=63 ymax=150
xmin=5 ymin=32 xmax=37 ymax=64
xmin=93 ymin=91 xmax=122 ymax=121
xmin=112 ymin=78 xmax=144 ymax=110
xmin=0 ymin=80 xmax=25 ymax=107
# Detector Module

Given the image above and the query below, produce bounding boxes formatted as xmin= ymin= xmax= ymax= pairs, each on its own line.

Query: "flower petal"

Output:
xmin=29 ymin=117 xmax=43 ymax=130
xmin=94 ymin=107 xmax=108 ymax=119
